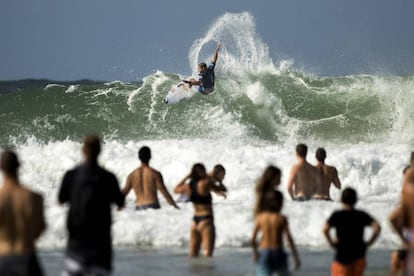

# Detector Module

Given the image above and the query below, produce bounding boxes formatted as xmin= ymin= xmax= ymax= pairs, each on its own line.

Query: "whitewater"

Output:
xmin=1 ymin=12 xmax=414 ymax=251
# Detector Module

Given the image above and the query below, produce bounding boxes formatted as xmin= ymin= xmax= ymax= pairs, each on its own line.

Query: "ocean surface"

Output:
xmin=0 ymin=12 xmax=413 ymax=274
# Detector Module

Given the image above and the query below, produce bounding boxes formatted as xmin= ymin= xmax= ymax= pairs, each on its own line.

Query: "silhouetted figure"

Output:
xmin=58 ymin=135 xmax=125 ymax=275
xmin=323 ymin=187 xmax=381 ymax=276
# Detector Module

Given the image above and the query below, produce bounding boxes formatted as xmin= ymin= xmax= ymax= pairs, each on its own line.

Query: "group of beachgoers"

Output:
xmin=0 ymin=135 xmax=413 ymax=276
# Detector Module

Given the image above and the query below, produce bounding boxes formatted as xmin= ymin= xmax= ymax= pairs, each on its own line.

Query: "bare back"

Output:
xmin=256 ymin=212 xmax=286 ymax=249
xmin=289 ymin=162 xmax=320 ymax=199
xmin=0 ymin=185 xmax=45 ymax=255
xmin=127 ymin=166 xmax=161 ymax=206
xmin=315 ymin=164 xmax=341 ymax=199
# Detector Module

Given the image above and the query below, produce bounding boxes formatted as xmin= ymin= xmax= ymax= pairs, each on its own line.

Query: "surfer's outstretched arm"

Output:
xmin=212 ymin=44 xmax=221 ymax=64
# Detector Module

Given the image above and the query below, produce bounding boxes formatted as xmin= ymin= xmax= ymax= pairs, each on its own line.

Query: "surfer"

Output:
xmin=183 ymin=43 xmax=221 ymax=94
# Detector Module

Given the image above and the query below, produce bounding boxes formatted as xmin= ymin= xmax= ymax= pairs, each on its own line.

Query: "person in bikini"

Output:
xmin=174 ymin=163 xmax=226 ymax=257
xmin=176 ymin=164 xmax=227 ymax=203
xmin=287 ymin=144 xmax=321 ymax=201
xmin=0 ymin=150 xmax=46 ymax=276
xmin=122 ymin=146 xmax=179 ymax=210
xmin=312 ymin=148 xmax=341 ymax=201
xmin=252 ymin=190 xmax=301 ymax=276
xmin=183 ymin=44 xmax=221 ymax=95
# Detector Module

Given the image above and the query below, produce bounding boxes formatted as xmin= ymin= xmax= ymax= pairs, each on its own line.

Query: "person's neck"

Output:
xmin=342 ymin=204 xmax=354 ymax=210
xmin=298 ymin=158 xmax=307 ymax=164
xmin=141 ymin=162 xmax=149 ymax=167
xmin=317 ymin=161 xmax=325 ymax=166
xmin=84 ymin=159 xmax=98 ymax=166
xmin=2 ymin=174 xmax=19 ymax=188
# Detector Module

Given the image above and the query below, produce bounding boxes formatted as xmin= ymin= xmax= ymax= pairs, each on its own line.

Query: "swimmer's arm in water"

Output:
xmin=156 ymin=172 xmax=180 ymax=209
xmin=121 ymin=173 xmax=133 ymax=197
xmin=332 ymin=168 xmax=341 ymax=189
xmin=287 ymin=166 xmax=297 ymax=200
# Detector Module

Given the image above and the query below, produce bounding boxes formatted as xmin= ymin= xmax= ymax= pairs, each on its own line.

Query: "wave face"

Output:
xmin=1 ymin=12 xmax=413 ymax=250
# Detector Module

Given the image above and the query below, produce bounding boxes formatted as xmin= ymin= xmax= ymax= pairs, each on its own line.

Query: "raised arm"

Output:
xmin=212 ymin=44 xmax=221 ymax=64
xmin=174 ymin=173 xmax=191 ymax=195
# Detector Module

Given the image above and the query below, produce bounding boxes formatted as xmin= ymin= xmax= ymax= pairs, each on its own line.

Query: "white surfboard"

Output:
xmin=163 ymin=81 xmax=199 ymax=104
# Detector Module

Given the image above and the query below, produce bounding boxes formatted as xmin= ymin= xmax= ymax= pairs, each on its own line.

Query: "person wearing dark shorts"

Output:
xmin=58 ymin=135 xmax=125 ymax=275
xmin=323 ymin=187 xmax=381 ymax=276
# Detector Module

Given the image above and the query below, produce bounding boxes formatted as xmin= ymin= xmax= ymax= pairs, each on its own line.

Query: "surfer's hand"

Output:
xmin=182 ymin=80 xmax=190 ymax=84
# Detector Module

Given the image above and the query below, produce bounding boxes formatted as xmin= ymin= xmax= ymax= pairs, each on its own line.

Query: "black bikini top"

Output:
xmin=189 ymin=179 xmax=212 ymax=205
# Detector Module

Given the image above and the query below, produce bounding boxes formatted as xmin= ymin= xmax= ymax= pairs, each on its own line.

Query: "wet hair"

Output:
xmin=254 ymin=165 xmax=282 ymax=216
xmin=262 ymin=190 xmax=284 ymax=213
xmin=82 ymin=135 xmax=101 ymax=161
xmin=0 ymin=150 xmax=20 ymax=178
xmin=213 ymin=164 xmax=225 ymax=175
xmin=315 ymin=148 xmax=327 ymax=162
xmin=190 ymin=163 xmax=207 ymax=182
xmin=198 ymin=63 xmax=207 ymax=70
xmin=138 ymin=146 xmax=151 ymax=164
xmin=341 ymin=187 xmax=357 ymax=207
xmin=296 ymin=144 xmax=308 ymax=158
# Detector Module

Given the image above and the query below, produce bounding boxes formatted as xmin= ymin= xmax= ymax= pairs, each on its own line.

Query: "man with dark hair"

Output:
xmin=122 ymin=146 xmax=179 ymax=210
xmin=313 ymin=147 xmax=341 ymax=201
xmin=287 ymin=143 xmax=321 ymax=201
xmin=323 ymin=187 xmax=381 ymax=276
xmin=58 ymin=135 xmax=125 ymax=275
xmin=0 ymin=150 xmax=46 ymax=276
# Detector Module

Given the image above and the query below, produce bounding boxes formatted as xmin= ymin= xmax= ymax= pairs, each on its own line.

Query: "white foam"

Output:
xmin=10 ymin=138 xmax=410 ymax=250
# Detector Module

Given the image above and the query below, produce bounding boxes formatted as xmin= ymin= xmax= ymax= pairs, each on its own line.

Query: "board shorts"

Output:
xmin=331 ymin=257 xmax=366 ymax=276
xmin=62 ymin=254 xmax=110 ymax=276
xmin=256 ymin=248 xmax=289 ymax=276
xmin=135 ymin=202 xmax=161 ymax=211
xmin=198 ymin=85 xmax=213 ymax=95
xmin=0 ymin=253 xmax=43 ymax=276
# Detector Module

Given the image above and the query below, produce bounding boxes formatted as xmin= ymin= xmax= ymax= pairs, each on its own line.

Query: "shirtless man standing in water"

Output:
xmin=313 ymin=148 xmax=341 ymax=201
xmin=0 ymin=150 xmax=46 ymax=275
xmin=287 ymin=144 xmax=321 ymax=201
xmin=122 ymin=146 xmax=179 ymax=210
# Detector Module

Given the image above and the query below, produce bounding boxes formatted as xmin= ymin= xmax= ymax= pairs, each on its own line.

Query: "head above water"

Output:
xmin=341 ymin=187 xmax=357 ymax=207
xmin=197 ymin=63 xmax=207 ymax=73
xmin=190 ymin=163 xmax=207 ymax=181
xmin=296 ymin=143 xmax=308 ymax=159
xmin=213 ymin=164 xmax=226 ymax=181
xmin=82 ymin=135 xmax=101 ymax=162
xmin=138 ymin=146 xmax=151 ymax=164
xmin=316 ymin=148 xmax=327 ymax=162
xmin=262 ymin=190 xmax=284 ymax=213
xmin=0 ymin=149 xmax=20 ymax=178
xmin=256 ymin=165 xmax=281 ymax=194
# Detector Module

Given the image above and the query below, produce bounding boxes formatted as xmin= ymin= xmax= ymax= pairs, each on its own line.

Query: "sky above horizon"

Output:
xmin=1 ymin=0 xmax=414 ymax=81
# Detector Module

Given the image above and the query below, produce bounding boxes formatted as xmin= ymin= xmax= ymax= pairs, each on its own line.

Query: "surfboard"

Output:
xmin=163 ymin=81 xmax=199 ymax=104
